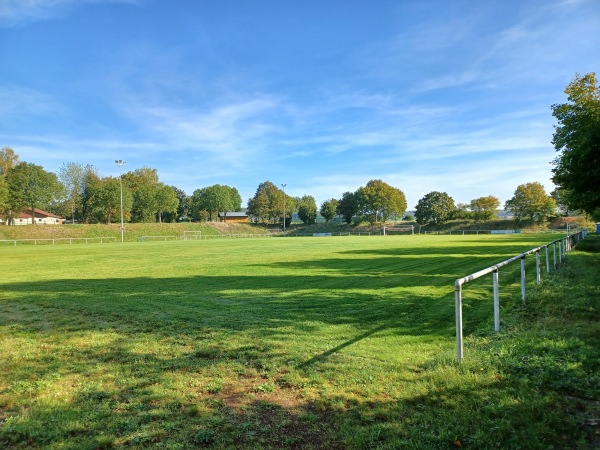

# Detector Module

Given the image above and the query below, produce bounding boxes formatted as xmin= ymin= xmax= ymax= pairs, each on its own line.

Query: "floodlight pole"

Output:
xmin=115 ymin=160 xmax=125 ymax=243
xmin=281 ymin=183 xmax=287 ymax=234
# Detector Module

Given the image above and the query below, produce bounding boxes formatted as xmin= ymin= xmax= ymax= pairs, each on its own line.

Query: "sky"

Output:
xmin=1 ymin=0 xmax=599 ymax=209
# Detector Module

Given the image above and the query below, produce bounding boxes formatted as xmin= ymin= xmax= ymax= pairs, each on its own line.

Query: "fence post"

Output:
xmin=553 ymin=243 xmax=557 ymax=269
xmin=493 ymin=270 xmax=500 ymax=332
xmin=455 ymin=281 xmax=464 ymax=363
xmin=536 ymin=250 xmax=541 ymax=285
xmin=520 ymin=256 xmax=526 ymax=300
xmin=559 ymin=239 xmax=563 ymax=263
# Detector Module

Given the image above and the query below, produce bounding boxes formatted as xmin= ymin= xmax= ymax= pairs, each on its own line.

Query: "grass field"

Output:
xmin=1 ymin=233 xmax=598 ymax=449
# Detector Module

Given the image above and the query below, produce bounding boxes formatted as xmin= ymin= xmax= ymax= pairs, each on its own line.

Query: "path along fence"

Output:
xmin=454 ymin=230 xmax=588 ymax=363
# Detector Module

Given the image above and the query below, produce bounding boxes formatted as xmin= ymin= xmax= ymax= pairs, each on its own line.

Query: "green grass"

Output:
xmin=0 ymin=233 xmax=598 ymax=449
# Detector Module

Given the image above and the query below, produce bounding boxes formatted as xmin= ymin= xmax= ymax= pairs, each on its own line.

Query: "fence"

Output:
xmin=453 ymin=230 xmax=588 ymax=363
xmin=139 ymin=235 xmax=179 ymax=241
xmin=0 ymin=237 xmax=117 ymax=246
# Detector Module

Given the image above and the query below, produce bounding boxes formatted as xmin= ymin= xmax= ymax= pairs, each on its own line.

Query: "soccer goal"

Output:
xmin=382 ymin=225 xmax=414 ymax=235
xmin=182 ymin=231 xmax=203 ymax=240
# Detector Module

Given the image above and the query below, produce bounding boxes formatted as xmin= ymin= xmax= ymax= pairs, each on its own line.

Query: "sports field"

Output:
xmin=0 ymin=233 xmax=592 ymax=448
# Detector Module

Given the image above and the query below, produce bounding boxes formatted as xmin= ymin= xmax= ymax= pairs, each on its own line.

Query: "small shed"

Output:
xmin=218 ymin=211 xmax=249 ymax=223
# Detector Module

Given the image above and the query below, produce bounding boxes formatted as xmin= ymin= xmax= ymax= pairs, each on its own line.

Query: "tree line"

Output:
xmin=0 ymin=152 xmax=558 ymax=227
xmin=1 ymin=72 xmax=596 ymax=226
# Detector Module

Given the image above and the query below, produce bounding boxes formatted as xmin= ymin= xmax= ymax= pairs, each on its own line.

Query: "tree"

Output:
xmin=246 ymin=181 xmax=284 ymax=223
xmin=81 ymin=166 xmax=103 ymax=223
xmin=123 ymin=167 xmax=159 ymax=223
xmin=505 ymin=182 xmax=556 ymax=224
xmin=355 ymin=179 xmax=407 ymax=224
xmin=415 ymin=191 xmax=455 ymax=226
xmin=192 ymin=184 xmax=241 ymax=222
xmin=0 ymin=176 xmax=9 ymax=224
xmin=98 ymin=177 xmax=125 ymax=224
xmin=551 ymin=72 xmax=600 ymax=219
xmin=0 ymin=147 xmax=19 ymax=177
xmin=551 ymin=188 xmax=578 ymax=216
xmin=155 ymin=183 xmax=179 ymax=223
xmin=247 ymin=189 xmax=270 ymax=223
xmin=58 ymin=162 xmax=85 ymax=223
xmin=336 ymin=191 xmax=358 ymax=224
xmin=6 ymin=162 xmax=64 ymax=224
xmin=297 ymin=195 xmax=317 ymax=224
xmin=161 ymin=186 xmax=188 ymax=222
xmin=470 ymin=196 xmax=500 ymax=222
xmin=454 ymin=203 xmax=471 ymax=220
xmin=320 ymin=198 xmax=339 ymax=222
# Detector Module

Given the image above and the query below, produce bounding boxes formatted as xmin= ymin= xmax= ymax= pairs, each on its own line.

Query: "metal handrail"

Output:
xmin=454 ymin=230 xmax=588 ymax=362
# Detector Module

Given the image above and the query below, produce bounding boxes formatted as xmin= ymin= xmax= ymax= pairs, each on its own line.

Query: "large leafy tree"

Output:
xmin=81 ymin=166 xmax=103 ymax=223
xmin=155 ymin=184 xmax=181 ymax=223
xmin=551 ymin=72 xmax=600 ymax=219
xmin=336 ymin=191 xmax=358 ymax=224
xmin=247 ymin=188 xmax=270 ymax=223
xmin=355 ymin=179 xmax=407 ymax=224
xmin=551 ymin=188 xmax=578 ymax=216
xmin=80 ymin=167 xmax=133 ymax=224
xmin=98 ymin=177 xmax=126 ymax=224
xmin=192 ymin=184 xmax=241 ymax=221
xmin=415 ymin=191 xmax=455 ymax=226
xmin=0 ymin=147 xmax=19 ymax=177
xmin=0 ymin=176 xmax=9 ymax=223
xmin=58 ymin=162 xmax=85 ymax=223
xmin=6 ymin=162 xmax=64 ymax=224
xmin=0 ymin=147 xmax=17 ymax=223
xmin=172 ymin=187 xmax=191 ymax=222
xmin=246 ymin=181 xmax=284 ymax=223
xmin=505 ymin=182 xmax=556 ymax=224
xmin=320 ymin=198 xmax=339 ymax=222
xmin=123 ymin=167 xmax=159 ymax=223
xmin=297 ymin=195 xmax=317 ymax=224
xmin=470 ymin=195 xmax=500 ymax=222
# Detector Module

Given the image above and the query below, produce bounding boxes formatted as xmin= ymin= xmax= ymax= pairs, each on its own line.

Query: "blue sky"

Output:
xmin=1 ymin=0 xmax=598 ymax=209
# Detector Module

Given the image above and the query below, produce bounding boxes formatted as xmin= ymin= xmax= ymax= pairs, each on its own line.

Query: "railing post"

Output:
xmin=520 ymin=256 xmax=526 ymax=300
xmin=455 ymin=281 xmax=464 ymax=363
xmin=559 ymin=239 xmax=563 ymax=263
xmin=545 ymin=245 xmax=550 ymax=273
xmin=493 ymin=270 xmax=500 ymax=332
xmin=553 ymin=243 xmax=557 ymax=269
xmin=536 ymin=250 xmax=541 ymax=285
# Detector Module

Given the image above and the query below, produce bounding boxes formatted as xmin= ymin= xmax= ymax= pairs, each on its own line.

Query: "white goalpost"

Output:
xmin=382 ymin=225 xmax=414 ymax=235
xmin=183 ymin=231 xmax=203 ymax=240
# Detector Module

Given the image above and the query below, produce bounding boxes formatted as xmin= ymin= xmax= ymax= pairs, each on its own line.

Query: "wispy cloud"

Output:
xmin=0 ymin=86 xmax=61 ymax=118
xmin=123 ymin=96 xmax=284 ymax=165
xmin=0 ymin=0 xmax=142 ymax=26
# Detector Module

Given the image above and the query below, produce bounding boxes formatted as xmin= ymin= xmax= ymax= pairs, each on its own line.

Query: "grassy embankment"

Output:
xmin=0 ymin=222 xmax=267 ymax=243
xmin=0 ymin=233 xmax=598 ymax=448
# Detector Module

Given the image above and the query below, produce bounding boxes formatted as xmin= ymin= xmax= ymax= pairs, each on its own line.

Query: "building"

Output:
xmin=218 ymin=211 xmax=249 ymax=223
xmin=4 ymin=208 xmax=64 ymax=225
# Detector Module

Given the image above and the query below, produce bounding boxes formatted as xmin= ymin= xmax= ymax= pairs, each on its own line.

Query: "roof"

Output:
xmin=16 ymin=208 xmax=63 ymax=219
xmin=218 ymin=211 xmax=248 ymax=217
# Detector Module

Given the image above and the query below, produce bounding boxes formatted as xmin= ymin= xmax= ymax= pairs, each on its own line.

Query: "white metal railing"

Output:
xmin=0 ymin=237 xmax=117 ymax=246
xmin=454 ymin=230 xmax=588 ymax=363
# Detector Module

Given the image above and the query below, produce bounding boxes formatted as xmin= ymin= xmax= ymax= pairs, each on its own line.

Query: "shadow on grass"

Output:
xmin=0 ymin=241 xmax=552 ymax=448
xmin=1 ymin=339 xmax=592 ymax=449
